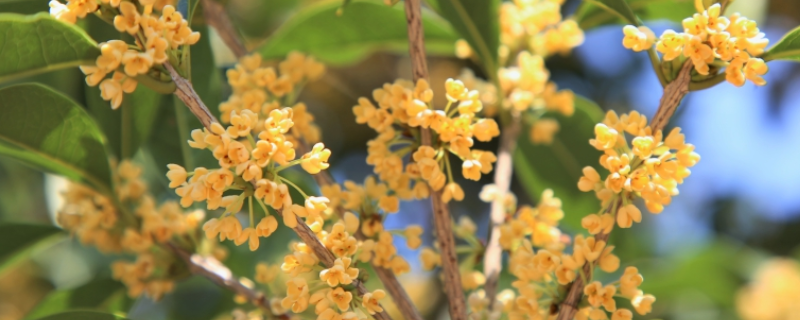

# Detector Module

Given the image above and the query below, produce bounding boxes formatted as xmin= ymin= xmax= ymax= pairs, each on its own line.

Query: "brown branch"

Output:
xmin=200 ymin=0 xmax=248 ymax=58
xmin=165 ymin=63 xmax=216 ymax=129
xmin=166 ymin=243 xmax=289 ymax=319
xmin=403 ymin=0 xmax=466 ymax=319
xmin=556 ymin=61 xmax=694 ymax=320
xmin=482 ymin=116 xmax=521 ymax=305
xmin=165 ymin=62 xmax=392 ymax=320
xmin=650 ymin=61 xmax=693 ymax=133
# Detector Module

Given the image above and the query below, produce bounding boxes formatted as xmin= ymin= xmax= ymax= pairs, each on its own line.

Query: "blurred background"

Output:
xmin=1 ymin=0 xmax=800 ymax=319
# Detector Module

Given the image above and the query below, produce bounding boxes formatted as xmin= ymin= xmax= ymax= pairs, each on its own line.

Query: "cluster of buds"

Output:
xmin=220 ymin=53 xmax=325 ymax=144
xmin=50 ymin=0 xmax=201 ymax=109
xmin=623 ymin=3 xmax=769 ymax=86
xmin=353 ymin=78 xmax=500 ymax=204
xmin=166 ymin=107 xmax=332 ymax=251
xmin=58 ymin=161 xmax=205 ymax=300
xmin=578 ymin=111 xmax=700 ymax=227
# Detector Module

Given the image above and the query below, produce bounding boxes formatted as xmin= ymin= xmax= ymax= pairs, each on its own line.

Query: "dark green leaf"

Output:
xmin=0 ymin=13 xmax=99 ymax=83
xmin=513 ymin=96 xmax=605 ymax=230
xmin=86 ymin=85 xmax=163 ymax=160
xmin=0 ymin=223 xmax=63 ymax=274
xmin=25 ymin=278 xmax=126 ymax=320
xmin=429 ymin=0 xmax=500 ymax=73
xmin=257 ymin=0 xmax=459 ymax=65
xmin=0 ymin=84 xmax=113 ymax=194
xmin=763 ymin=25 xmax=800 ymax=62
xmin=33 ymin=311 xmax=129 ymax=320
xmin=0 ymin=223 xmax=62 ymax=262
xmin=576 ymin=0 xmax=697 ymax=30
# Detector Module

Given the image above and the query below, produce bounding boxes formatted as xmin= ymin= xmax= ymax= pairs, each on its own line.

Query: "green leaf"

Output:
xmin=257 ymin=0 xmax=459 ymax=65
xmin=429 ymin=0 xmax=500 ymax=74
xmin=762 ymin=25 xmax=800 ymax=62
xmin=0 ymin=83 xmax=113 ymax=194
xmin=86 ymin=85 xmax=163 ymax=160
xmin=25 ymin=278 xmax=126 ymax=320
xmin=576 ymin=0 xmax=698 ymax=30
xmin=0 ymin=13 xmax=99 ymax=83
xmin=33 ymin=311 xmax=129 ymax=320
xmin=0 ymin=223 xmax=62 ymax=263
xmin=641 ymin=240 xmax=753 ymax=308
xmin=513 ymin=96 xmax=606 ymax=230
xmin=0 ymin=223 xmax=64 ymax=274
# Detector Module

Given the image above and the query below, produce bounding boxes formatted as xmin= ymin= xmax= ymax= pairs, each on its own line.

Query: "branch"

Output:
xmin=403 ymin=0 xmax=466 ymax=319
xmin=650 ymin=60 xmax=693 ymax=132
xmin=556 ymin=61 xmax=694 ymax=320
xmin=201 ymin=0 xmax=248 ymax=58
xmin=165 ymin=63 xmax=216 ymax=129
xmin=164 ymin=61 xmax=392 ymax=320
xmin=482 ymin=116 xmax=520 ymax=305
xmin=166 ymin=243 xmax=289 ymax=319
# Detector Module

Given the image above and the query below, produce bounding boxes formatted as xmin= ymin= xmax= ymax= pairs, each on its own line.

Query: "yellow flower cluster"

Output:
xmin=454 ymin=0 xmax=583 ymax=61
xmin=624 ymin=3 xmax=769 ymax=86
xmin=52 ymin=0 xmax=200 ymax=109
xmin=353 ymin=78 xmax=500 ymax=203
xmin=167 ymin=107 xmax=332 ymax=251
xmin=220 ymin=53 xmax=325 ymax=145
xmin=737 ymin=258 xmax=800 ymax=320
xmin=578 ymin=111 xmax=700 ymax=224
xmin=471 ymin=187 xmax=654 ymax=320
xmin=277 ymin=218 xmax=389 ymax=318
xmin=320 ymin=176 xmax=420 ymax=273
xmin=58 ymin=160 xmax=204 ymax=300
xmin=500 ymin=52 xmax=576 ymax=144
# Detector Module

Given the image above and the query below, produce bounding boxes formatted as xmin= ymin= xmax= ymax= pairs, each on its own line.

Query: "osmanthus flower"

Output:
xmin=454 ymin=0 xmax=582 ymax=62
xmin=218 ymin=53 xmax=325 ymax=146
xmin=353 ymin=78 xmax=501 ymax=204
xmin=578 ymin=110 xmax=700 ymax=225
xmin=55 ymin=1 xmax=200 ymax=109
xmin=462 ymin=50 xmax=576 ymax=144
xmin=58 ymin=160 xmax=205 ymax=300
xmin=624 ymin=1 xmax=770 ymax=86
xmin=736 ymin=258 xmax=800 ymax=320
xmin=167 ymin=108 xmax=334 ymax=251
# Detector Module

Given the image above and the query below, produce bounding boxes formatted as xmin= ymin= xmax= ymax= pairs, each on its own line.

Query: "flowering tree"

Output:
xmin=0 ymin=0 xmax=798 ymax=320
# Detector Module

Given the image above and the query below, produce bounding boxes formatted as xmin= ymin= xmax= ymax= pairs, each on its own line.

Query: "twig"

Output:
xmin=650 ymin=61 xmax=693 ymax=132
xmin=403 ymin=0 xmax=466 ymax=319
xmin=164 ymin=61 xmax=392 ymax=320
xmin=482 ymin=116 xmax=521 ymax=305
xmin=166 ymin=243 xmax=289 ymax=319
xmin=200 ymin=0 xmax=248 ymax=58
xmin=165 ymin=63 xmax=216 ymax=129
xmin=556 ymin=60 xmax=694 ymax=320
